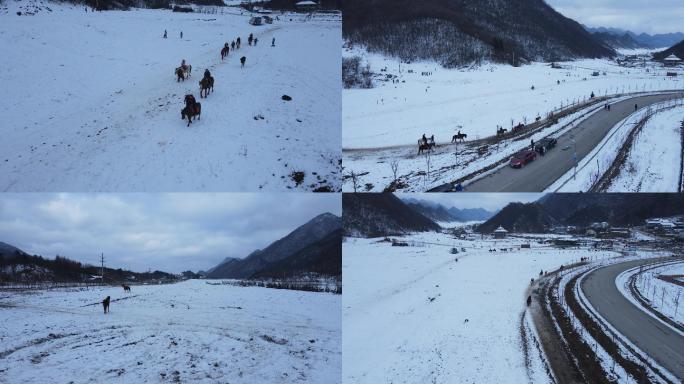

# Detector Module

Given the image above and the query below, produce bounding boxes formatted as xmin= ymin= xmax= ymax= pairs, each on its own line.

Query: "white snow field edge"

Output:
xmin=548 ymin=99 xmax=684 ymax=192
xmin=0 ymin=1 xmax=341 ymax=191
xmin=616 ymin=261 xmax=684 ymax=332
xmin=0 ymin=280 xmax=341 ymax=383
xmin=342 ymin=232 xmax=620 ymax=383
xmin=343 ymin=47 xmax=684 ymax=149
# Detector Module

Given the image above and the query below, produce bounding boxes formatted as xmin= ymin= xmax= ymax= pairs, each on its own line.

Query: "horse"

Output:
xmin=497 ymin=127 xmax=508 ymax=137
xmin=122 ymin=284 xmax=131 ymax=292
xmin=175 ymin=65 xmax=192 ymax=82
xmin=418 ymin=139 xmax=435 ymax=155
xmin=199 ymin=76 xmax=214 ymax=98
xmin=221 ymin=46 xmax=229 ymax=60
xmin=452 ymin=133 xmax=467 ymax=143
xmin=181 ymin=102 xmax=201 ymax=127
xmin=240 ymin=56 xmax=246 ymax=68
xmin=102 ymin=296 xmax=110 ymax=314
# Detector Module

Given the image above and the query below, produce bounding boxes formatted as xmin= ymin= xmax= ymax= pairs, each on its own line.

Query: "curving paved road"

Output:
xmin=463 ymin=93 xmax=684 ymax=192
xmin=581 ymin=259 xmax=684 ymax=380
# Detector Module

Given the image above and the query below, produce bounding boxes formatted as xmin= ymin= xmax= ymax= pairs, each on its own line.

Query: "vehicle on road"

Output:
xmin=510 ymin=149 xmax=537 ymax=168
xmin=535 ymin=137 xmax=557 ymax=154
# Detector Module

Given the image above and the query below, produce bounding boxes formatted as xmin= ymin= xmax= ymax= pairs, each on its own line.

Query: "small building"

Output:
xmin=295 ymin=0 xmax=319 ymax=10
xmin=663 ymin=54 xmax=682 ymax=67
xmin=521 ymin=244 xmax=531 ymax=249
xmin=493 ymin=226 xmax=508 ymax=239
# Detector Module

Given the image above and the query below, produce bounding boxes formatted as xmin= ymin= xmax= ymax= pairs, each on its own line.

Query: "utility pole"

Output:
xmin=100 ymin=253 xmax=105 ymax=283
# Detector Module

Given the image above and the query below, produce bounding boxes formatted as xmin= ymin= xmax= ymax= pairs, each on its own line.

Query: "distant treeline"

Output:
xmin=207 ymin=276 xmax=342 ymax=294
xmin=0 ymin=251 xmax=178 ymax=284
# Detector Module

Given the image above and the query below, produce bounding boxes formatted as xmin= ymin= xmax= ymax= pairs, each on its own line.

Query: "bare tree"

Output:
xmin=390 ymin=160 xmax=399 ymax=185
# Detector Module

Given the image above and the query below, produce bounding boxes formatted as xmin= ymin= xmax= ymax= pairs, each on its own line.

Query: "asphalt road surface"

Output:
xmin=466 ymin=93 xmax=684 ymax=192
xmin=581 ymin=259 xmax=684 ymax=380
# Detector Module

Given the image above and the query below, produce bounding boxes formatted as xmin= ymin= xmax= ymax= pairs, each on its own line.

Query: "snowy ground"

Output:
xmin=343 ymin=48 xmax=683 ymax=149
xmin=607 ymin=106 xmax=684 ymax=192
xmin=342 ymin=46 xmax=684 ymax=192
xmin=0 ymin=1 xmax=341 ymax=191
xmin=0 ymin=280 xmax=341 ymax=383
xmin=549 ymin=99 xmax=684 ymax=192
xmin=619 ymin=261 xmax=684 ymax=328
xmin=342 ymin=232 xmax=618 ymax=384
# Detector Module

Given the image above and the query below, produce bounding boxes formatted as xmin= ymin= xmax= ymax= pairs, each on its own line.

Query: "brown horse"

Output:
xmin=122 ymin=284 xmax=131 ymax=292
xmin=221 ymin=46 xmax=229 ymax=60
xmin=199 ymin=76 xmax=214 ymax=98
xmin=102 ymin=296 xmax=111 ymax=314
xmin=182 ymin=102 xmax=201 ymax=127
xmin=418 ymin=140 xmax=435 ymax=155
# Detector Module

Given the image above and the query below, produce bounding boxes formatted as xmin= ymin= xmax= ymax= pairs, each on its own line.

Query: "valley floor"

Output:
xmin=342 ymin=47 xmax=684 ymax=192
xmin=0 ymin=280 xmax=341 ymax=383
xmin=0 ymin=2 xmax=341 ymax=191
xmin=342 ymin=232 xmax=620 ymax=383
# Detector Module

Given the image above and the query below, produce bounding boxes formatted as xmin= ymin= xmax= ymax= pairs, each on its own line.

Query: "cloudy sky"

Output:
xmin=0 ymin=194 xmax=340 ymax=273
xmin=402 ymin=193 xmax=542 ymax=212
xmin=546 ymin=0 xmax=684 ymax=34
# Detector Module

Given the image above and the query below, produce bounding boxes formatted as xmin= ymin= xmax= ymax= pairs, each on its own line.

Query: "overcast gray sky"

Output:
xmin=0 ymin=193 xmax=340 ymax=274
xmin=546 ymin=0 xmax=684 ymax=34
xmin=402 ymin=193 xmax=542 ymax=212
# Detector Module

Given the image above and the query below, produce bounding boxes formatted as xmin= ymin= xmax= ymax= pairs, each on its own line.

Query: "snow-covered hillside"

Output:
xmin=0 ymin=1 xmax=341 ymax=191
xmin=0 ymin=280 xmax=341 ymax=383
xmin=342 ymin=232 xmax=620 ymax=383
xmin=343 ymin=49 xmax=681 ymax=149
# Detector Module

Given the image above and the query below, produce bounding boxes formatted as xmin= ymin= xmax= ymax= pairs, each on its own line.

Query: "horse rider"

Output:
xmin=231 ymin=41 xmax=236 ymax=50
xmin=271 ymin=37 xmax=275 ymax=47
xmin=203 ymin=69 xmax=211 ymax=80
xmin=429 ymin=135 xmax=435 ymax=145
xmin=421 ymin=134 xmax=427 ymax=145
xmin=181 ymin=59 xmax=188 ymax=72
xmin=163 ymin=29 xmax=167 ymax=38
xmin=248 ymin=33 xmax=253 ymax=45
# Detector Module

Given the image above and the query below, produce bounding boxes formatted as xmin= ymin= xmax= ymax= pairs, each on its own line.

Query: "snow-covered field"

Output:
xmin=342 ymin=46 xmax=684 ymax=192
xmin=342 ymin=232 xmax=618 ymax=383
xmin=0 ymin=1 xmax=341 ymax=191
xmin=607 ymin=106 xmax=684 ymax=192
xmin=0 ymin=280 xmax=341 ymax=383
xmin=343 ymin=48 xmax=683 ymax=149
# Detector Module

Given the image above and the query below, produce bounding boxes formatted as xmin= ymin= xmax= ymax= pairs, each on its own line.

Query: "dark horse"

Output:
xmin=221 ymin=46 xmax=229 ymax=60
xmin=182 ymin=95 xmax=201 ymax=127
xmin=175 ymin=65 xmax=192 ymax=82
xmin=122 ymin=284 xmax=131 ymax=292
xmin=452 ymin=132 xmax=467 ymax=143
xmin=102 ymin=296 xmax=110 ymax=314
xmin=240 ymin=56 xmax=246 ymax=68
xmin=418 ymin=139 xmax=435 ymax=155
xmin=199 ymin=76 xmax=214 ymax=98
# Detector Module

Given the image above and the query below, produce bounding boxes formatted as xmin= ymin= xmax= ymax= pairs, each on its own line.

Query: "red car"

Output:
xmin=510 ymin=149 xmax=537 ymax=168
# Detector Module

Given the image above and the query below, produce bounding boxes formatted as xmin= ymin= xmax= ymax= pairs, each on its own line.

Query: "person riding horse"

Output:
xmin=185 ymin=94 xmax=196 ymax=109
xmin=203 ymin=69 xmax=211 ymax=80
xmin=248 ymin=33 xmax=253 ymax=46
xmin=181 ymin=59 xmax=188 ymax=72
xmin=421 ymin=134 xmax=428 ymax=146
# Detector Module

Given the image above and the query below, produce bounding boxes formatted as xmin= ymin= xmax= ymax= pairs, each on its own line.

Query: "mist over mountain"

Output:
xmin=343 ymin=0 xmax=614 ymax=67
xmin=585 ymin=26 xmax=684 ymax=49
xmin=402 ymin=198 xmax=495 ymax=222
